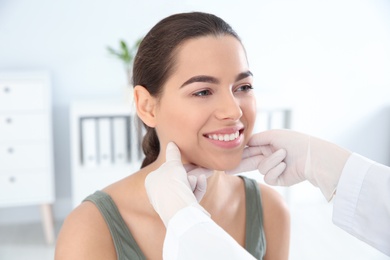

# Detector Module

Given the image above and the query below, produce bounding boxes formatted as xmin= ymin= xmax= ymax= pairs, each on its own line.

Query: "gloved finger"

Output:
xmin=227 ymin=148 xmax=285 ymax=175
xmin=187 ymin=175 xmax=197 ymax=191
xmin=242 ymin=145 xmax=273 ymax=159
xmin=184 ymin=163 xmax=197 ymax=172
xmin=165 ymin=142 xmax=181 ymax=162
xmin=248 ymin=130 xmax=276 ymax=146
xmin=227 ymin=155 xmax=262 ymax=174
xmin=264 ymin=162 xmax=287 ymax=186
xmin=258 ymin=149 xmax=287 ymax=174
xmin=193 ymin=175 xmax=207 ymax=202
xmin=227 ymin=146 xmax=273 ymax=174
xmin=260 ymin=145 xmax=274 ymax=157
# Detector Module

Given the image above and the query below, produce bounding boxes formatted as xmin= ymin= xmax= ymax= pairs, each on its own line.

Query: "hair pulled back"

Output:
xmin=132 ymin=12 xmax=240 ymax=168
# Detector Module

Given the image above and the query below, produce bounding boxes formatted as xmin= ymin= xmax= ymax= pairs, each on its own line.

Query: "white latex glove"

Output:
xmin=145 ymin=142 xmax=209 ymax=227
xmin=187 ymin=174 xmax=207 ymax=202
xmin=247 ymin=129 xmax=352 ymax=201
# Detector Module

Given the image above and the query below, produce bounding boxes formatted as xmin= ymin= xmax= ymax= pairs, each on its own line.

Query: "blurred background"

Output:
xmin=0 ymin=0 xmax=389 ymax=259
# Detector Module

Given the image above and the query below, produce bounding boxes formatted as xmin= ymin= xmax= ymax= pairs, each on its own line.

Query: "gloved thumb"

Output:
xmin=165 ymin=142 xmax=181 ymax=162
xmin=188 ymin=175 xmax=207 ymax=202
xmin=188 ymin=175 xmax=197 ymax=191
xmin=194 ymin=174 xmax=207 ymax=202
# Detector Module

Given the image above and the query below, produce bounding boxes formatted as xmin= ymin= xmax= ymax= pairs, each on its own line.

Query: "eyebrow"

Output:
xmin=235 ymin=71 xmax=253 ymax=82
xmin=180 ymin=70 xmax=253 ymax=88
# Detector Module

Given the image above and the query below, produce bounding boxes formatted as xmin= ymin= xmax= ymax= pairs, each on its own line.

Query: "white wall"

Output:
xmin=1 ymin=0 xmax=389 ymax=221
xmin=243 ymin=0 xmax=390 ymax=166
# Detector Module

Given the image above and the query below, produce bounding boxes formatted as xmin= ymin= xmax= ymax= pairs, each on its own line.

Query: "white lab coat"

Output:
xmin=333 ymin=153 xmax=390 ymax=256
xmin=163 ymin=206 xmax=256 ymax=260
xmin=163 ymin=153 xmax=390 ymax=259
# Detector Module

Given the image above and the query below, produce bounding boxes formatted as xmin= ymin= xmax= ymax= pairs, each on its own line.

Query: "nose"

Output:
xmin=215 ymin=93 xmax=242 ymax=121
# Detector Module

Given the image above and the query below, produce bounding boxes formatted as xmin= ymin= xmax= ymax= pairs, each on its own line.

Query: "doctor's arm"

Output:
xmin=249 ymin=129 xmax=390 ymax=256
xmin=332 ymin=153 xmax=390 ymax=256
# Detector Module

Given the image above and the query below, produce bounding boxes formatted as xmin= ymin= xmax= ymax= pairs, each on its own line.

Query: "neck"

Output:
xmin=200 ymin=170 xmax=230 ymax=208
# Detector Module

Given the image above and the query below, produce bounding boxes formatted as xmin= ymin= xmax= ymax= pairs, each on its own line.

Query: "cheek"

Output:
xmin=242 ymin=98 xmax=257 ymax=138
xmin=156 ymin=105 xmax=205 ymax=148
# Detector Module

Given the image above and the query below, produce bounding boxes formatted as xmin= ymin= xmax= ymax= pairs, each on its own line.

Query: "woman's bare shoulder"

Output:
xmin=55 ymin=201 xmax=116 ymax=260
xmin=258 ymin=183 xmax=289 ymax=213
xmin=258 ymin=182 xmax=290 ymax=260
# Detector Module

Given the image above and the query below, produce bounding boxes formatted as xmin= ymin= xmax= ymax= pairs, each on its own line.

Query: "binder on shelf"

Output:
xmin=128 ymin=116 xmax=145 ymax=162
xmin=112 ymin=117 xmax=128 ymax=165
xmin=97 ymin=117 xmax=112 ymax=166
xmin=137 ymin=119 xmax=145 ymax=161
xmin=81 ymin=118 xmax=97 ymax=167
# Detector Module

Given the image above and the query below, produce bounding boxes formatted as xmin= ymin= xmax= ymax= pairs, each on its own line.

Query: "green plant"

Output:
xmin=107 ymin=38 xmax=142 ymax=85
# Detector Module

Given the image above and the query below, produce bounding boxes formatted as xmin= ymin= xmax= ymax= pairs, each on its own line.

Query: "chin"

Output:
xmin=183 ymin=149 xmax=243 ymax=172
xmin=204 ymin=157 xmax=241 ymax=172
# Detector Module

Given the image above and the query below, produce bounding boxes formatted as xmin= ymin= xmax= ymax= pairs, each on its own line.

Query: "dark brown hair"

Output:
xmin=132 ymin=12 xmax=241 ymax=168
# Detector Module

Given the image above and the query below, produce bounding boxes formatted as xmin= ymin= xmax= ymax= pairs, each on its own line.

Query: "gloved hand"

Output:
xmin=247 ymin=129 xmax=352 ymax=201
xmin=145 ymin=142 xmax=209 ymax=227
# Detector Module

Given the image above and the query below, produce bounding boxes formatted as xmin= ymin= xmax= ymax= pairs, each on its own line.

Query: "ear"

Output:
xmin=133 ymin=85 xmax=157 ymax=127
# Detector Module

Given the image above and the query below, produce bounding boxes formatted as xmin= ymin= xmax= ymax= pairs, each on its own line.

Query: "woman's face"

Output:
xmin=155 ymin=35 xmax=256 ymax=171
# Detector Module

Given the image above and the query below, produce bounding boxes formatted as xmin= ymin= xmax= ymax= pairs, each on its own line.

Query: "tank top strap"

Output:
xmin=239 ymin=176 xmax=266 ymax=259
xmin=84 ymin=191 xmax=146 ymax=260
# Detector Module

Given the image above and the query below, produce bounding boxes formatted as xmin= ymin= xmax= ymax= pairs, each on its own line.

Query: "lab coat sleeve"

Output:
xmin=163 ymin=206 xmax=256 ymax=260
xmin=333 ymin=153 xmax=390 ymax=256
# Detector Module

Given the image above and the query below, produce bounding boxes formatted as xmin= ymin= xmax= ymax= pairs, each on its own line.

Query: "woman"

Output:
xmin=55 ymin=12 xmax=290 ymax=260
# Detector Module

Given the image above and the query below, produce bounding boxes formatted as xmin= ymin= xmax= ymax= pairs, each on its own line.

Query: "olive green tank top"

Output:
xmin=84 ymin=176 xmax=266 ymax=259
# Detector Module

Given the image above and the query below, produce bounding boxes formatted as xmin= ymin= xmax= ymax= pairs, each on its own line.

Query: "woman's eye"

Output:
xmin=236 ymin=84 xmax=253 ymax=92
xmin=193 ymin=89 xmax=212 ymax=97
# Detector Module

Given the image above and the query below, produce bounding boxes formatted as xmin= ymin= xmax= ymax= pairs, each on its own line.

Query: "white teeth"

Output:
xmin=207 ymin=131 xmax=240 ymax=142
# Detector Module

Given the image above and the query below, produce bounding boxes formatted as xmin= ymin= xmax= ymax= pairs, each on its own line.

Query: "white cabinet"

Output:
xmin=70 ymin=101 xmax=143 ymax=208
xmin=0 ymin=71 xmax=55 ymax=244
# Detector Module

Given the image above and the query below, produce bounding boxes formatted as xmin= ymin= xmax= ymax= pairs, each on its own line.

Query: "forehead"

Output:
xmin=173 ymin=35 xmax=248 ymax=77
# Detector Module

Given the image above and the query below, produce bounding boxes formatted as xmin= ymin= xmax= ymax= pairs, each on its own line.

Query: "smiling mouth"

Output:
xmin=205 ymin=130 xmax=242 ymax=142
